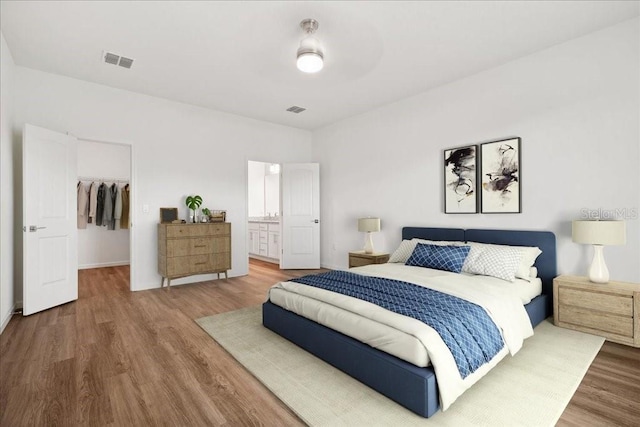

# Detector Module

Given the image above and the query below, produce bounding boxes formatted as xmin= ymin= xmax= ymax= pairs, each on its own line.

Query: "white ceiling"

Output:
xmin=1 ymin=1 xmax=638 ymax=130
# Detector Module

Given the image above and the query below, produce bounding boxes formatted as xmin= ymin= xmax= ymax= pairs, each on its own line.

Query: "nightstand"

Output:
xmin=348 ymin=251 xmax=390 ymax=268
xmin=553 ymin=275 xmax=640 ymax=347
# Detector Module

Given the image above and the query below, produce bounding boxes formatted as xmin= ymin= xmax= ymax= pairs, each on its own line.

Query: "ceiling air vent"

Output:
xmin=286 ymin=106 xmax=306 ymax=114
xmin=102 ymin=51 xmax=134 ymax=69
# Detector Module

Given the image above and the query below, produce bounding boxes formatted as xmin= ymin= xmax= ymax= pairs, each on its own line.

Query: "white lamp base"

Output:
xmin=588 ymin=245 xmax=609 ymax=284
xmin=364 ymin=232 xmax=374 ymax=254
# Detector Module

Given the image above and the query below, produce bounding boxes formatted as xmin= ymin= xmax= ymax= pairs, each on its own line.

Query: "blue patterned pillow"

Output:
xmin=405 ymin=243 xmax=471 ymax=273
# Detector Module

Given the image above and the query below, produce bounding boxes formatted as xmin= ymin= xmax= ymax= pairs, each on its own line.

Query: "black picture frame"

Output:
xmin=443 ymin=145 xmax=479 ymax=214
xmin=480 ymin=137 xmax=521 ymax=214
xmin=160 ymin=207 xmax=179 ymax=223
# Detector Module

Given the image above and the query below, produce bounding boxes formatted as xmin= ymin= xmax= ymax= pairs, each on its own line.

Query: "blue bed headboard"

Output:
xmin=401 ymin=226 xmax=557 ymax=301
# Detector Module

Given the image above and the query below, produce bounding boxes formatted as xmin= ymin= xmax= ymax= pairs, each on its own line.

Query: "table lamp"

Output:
xmin=358 ymin=217 xmax=381 ymax=254
xmin=572 ymin=219 xmax=626 ymax=283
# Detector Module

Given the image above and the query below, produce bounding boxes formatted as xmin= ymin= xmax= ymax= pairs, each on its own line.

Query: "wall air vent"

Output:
xmin=102 ymin=51 xmax=134 ymax=69
xmin=286 ymin=106 xmax=306 ymax=114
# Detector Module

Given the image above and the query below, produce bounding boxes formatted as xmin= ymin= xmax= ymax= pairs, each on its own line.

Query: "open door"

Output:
xmin=23 ymin=124 xmax=78 ymax=315
xmin=280 ymin=163 xmax=320 ymax=269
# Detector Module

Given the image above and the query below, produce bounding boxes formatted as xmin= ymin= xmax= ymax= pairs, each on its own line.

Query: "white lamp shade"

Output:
xmin=358 ymin=218 xmax=380 ymax=233
xmin=297 ymin=35 xmax=324 ymax=73
xmin=297 ymin=52 xmax=323 ymax=73
xmin=572 ymin=220 xmax=626 ymax=246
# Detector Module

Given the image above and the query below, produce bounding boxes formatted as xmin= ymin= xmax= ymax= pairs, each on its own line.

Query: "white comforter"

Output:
xmin=267 ymin=263 xmax=534 ymax=410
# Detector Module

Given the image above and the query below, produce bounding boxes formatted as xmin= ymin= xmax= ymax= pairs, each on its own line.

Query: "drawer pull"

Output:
xmin=194 ymin=262 xmax=208 ymax=266
xmin=194 ymin=245 xmax=206 ymax=248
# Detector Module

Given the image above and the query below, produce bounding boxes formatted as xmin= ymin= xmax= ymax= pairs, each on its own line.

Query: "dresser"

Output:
xmin=158 ymin=222 xmax=231 ymax=289
xmin=348 ymin=251 xmax=390 ymax=268
xmin=553 ymin=275 xmax=639 ymax=347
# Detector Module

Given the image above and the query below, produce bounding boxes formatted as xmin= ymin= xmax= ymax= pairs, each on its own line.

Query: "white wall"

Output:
xmin=77 ymin=140 xmax=131 ymax=269
xmin=13 ymin=68 xmax=312 ymax=291
xmin=313 ymin=18 xmax=640 ymax=283
xmin=0 ymin=32 xmax=16 ymax=332
xmin=247 ymin=160 xmax=265 ymax=217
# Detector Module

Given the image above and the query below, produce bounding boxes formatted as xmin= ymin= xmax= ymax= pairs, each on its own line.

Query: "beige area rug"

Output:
xmin=196 ymin=307 xmax=604 ymax=427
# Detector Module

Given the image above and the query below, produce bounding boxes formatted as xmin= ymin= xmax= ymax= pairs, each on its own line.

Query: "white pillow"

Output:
xmin=388 ymin=240 xmax=418 ymax=263
xmin=412 ymin=238 xmax=466 ymax=247
xmin=462 ymin=242 xmax=541 ymax=280
xmin=464 ymin=245 xmax=523 ymax=282
xmin=529 ymin=266 xmax=538 ymax=279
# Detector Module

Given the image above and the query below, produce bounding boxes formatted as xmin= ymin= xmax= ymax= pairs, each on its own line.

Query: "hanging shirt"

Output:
xmin=120 ymin=184 xmax=130 ymax=229
xmin=114 ymin=184 xmax=123 ymax=230
xmin=103 ymin=183 xmax=117 ymax=230
xmin=96 ymin=183 xmax=105 ymax=227
xmin=88 ymin=181 xmax=98 ymax=224
xmin=77 ymin=181 xmax=89 ymax=229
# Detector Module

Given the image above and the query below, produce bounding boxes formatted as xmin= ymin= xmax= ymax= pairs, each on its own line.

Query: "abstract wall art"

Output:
xmin=443 ymin=145 xmax=478 ymax=213
xmin=480 ymin=137 xmax=521 ymax=213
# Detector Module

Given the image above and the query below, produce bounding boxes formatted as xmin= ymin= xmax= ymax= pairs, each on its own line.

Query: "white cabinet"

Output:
xmin=258 ymin=223 xmax=268 ymax=256
xmin=248 ymin=221 xmax=280 ymax=261
xmin=248 ymin=223 xmax=260 ymax=255
xmin=268 ymin=223 xmax=280 ymax=259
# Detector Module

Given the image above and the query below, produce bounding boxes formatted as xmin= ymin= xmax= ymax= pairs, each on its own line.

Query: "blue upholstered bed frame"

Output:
xmin=262 ymin=227 xmax=557 ymax=418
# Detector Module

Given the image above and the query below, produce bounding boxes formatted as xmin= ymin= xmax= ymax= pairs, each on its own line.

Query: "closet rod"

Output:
xmin=78 ymin=176 xmax=129 ymax=184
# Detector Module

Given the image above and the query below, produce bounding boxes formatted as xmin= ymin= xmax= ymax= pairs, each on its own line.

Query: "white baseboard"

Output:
xmin=78 ymin=261 xmax=130 ymax=270
xmin=0 ymin=304 xmax=15 ymax=335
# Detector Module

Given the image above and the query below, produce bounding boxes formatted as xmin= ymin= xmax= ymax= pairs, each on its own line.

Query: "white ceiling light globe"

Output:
xmin=297 ymin=52 xmax=324 ymax=73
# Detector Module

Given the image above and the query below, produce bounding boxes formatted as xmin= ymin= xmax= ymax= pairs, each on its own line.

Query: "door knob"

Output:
xmin=28 ymin=225 xmax=47 ymax=232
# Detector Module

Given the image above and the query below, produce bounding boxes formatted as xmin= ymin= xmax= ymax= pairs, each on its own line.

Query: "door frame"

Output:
xmin=75 ymin=136 xmax=135 ymax=291
xmin=245 ymin=158 xmax=281 ymax=268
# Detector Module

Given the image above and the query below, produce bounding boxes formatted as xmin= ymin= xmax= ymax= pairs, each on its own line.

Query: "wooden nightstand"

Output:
xmin=348 ymin=251 xmax=390 ymax=268
xmin=553 ymin=275 xmax=640 ymax=347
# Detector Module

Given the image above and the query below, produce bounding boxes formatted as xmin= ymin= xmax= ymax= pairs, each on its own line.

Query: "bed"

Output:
xmin=262 ymin=227 xmax=556 ymax=417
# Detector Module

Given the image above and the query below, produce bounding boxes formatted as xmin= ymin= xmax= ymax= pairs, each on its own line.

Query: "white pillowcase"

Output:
xmin=388 ymin=240 xmax=417 ymax=263
xmin=462 ymin=242 xmax=541 ymax=281
xmin=388 ymin=239 xmax=466 ymax=263
xmin=463 ymin=245 xmax=523 ymax=282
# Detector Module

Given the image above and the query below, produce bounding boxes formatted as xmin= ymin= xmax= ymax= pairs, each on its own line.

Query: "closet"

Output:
xmin=77 ymin=140 xmax=131 ymax=269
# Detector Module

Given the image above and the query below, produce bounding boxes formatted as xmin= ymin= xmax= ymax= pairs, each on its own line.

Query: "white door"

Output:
xmin=23 ymin=124 xmax=78 ymax=316
xmin=280 ymin=163 xmax=320 ymax=269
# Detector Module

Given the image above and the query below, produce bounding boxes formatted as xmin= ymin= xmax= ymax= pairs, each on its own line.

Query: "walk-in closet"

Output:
xmin=77 ymin=139 xmax=132 ymax=276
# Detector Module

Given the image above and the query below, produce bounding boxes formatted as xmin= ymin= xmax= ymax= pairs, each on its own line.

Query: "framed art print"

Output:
xmin=480 ymin=137 xmax=521 ymax=213
xmin=443 ymin=145 xmax=478 ymax=213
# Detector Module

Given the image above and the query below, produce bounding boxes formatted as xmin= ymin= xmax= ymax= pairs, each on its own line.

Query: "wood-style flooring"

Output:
xmin=1 ymin=260 xmax=639 ymax=426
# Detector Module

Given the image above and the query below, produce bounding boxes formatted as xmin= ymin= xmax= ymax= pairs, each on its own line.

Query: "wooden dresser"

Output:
xmin=553 ymin=275 xmax=639 ymax=347
xmin=158 ymin=222 xmax=231 ymax=289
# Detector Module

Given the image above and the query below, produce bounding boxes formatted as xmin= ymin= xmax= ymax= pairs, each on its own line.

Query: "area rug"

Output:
xmin=196 ymin=306 xmax=604 ymax=426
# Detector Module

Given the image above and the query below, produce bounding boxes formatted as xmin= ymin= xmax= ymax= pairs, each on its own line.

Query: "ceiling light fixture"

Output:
xmin=297 ymin=19 xmax=324 ymax=73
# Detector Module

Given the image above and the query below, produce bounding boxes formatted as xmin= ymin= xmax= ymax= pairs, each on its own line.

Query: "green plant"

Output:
xmin=185 ymin=195 xmax=203 ymax=222
xmin=201 ymin=207 xmax=211 ymax=217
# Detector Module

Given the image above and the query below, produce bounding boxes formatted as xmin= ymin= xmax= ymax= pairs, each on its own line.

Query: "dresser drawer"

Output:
xmin=167 ymin=237 xmax=213 ymax=257
xmin=166 ymin=223 xmax=230 ymax=238
xmin=559 ymin=305 xmax=634 ymax=337
xmin=559 ymin=287 xmax=632 ymax=316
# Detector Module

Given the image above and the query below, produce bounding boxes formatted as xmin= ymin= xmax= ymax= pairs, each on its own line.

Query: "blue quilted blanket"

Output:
xmin=293 ymin=270 xmax=504 ymax=378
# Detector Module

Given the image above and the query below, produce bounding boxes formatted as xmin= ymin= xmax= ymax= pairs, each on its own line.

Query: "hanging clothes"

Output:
xmin=88 ymin=181 xmax=98 ymax=224
xmin=96 ymin=183 xmax=106 ymax=227
xmin=102 ymin=183 xmax=117 ymax=230
xmin=77 ymin=181 xmax=89 ymax=229
xmin=114 ymin=184 xmax=123 ymax=230
xmin=120 ymin=184 xmax=130 ymax=229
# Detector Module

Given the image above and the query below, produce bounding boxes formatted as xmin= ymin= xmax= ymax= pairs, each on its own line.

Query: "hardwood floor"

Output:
xmin=1 ymin=260 xmax=638 ymax=426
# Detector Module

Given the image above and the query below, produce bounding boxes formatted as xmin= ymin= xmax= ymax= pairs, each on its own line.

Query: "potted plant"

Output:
xmin=201 ymin=207 xmax=211 ymax=223
xmin=185 ymin=195 xmax=203 ymax=223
